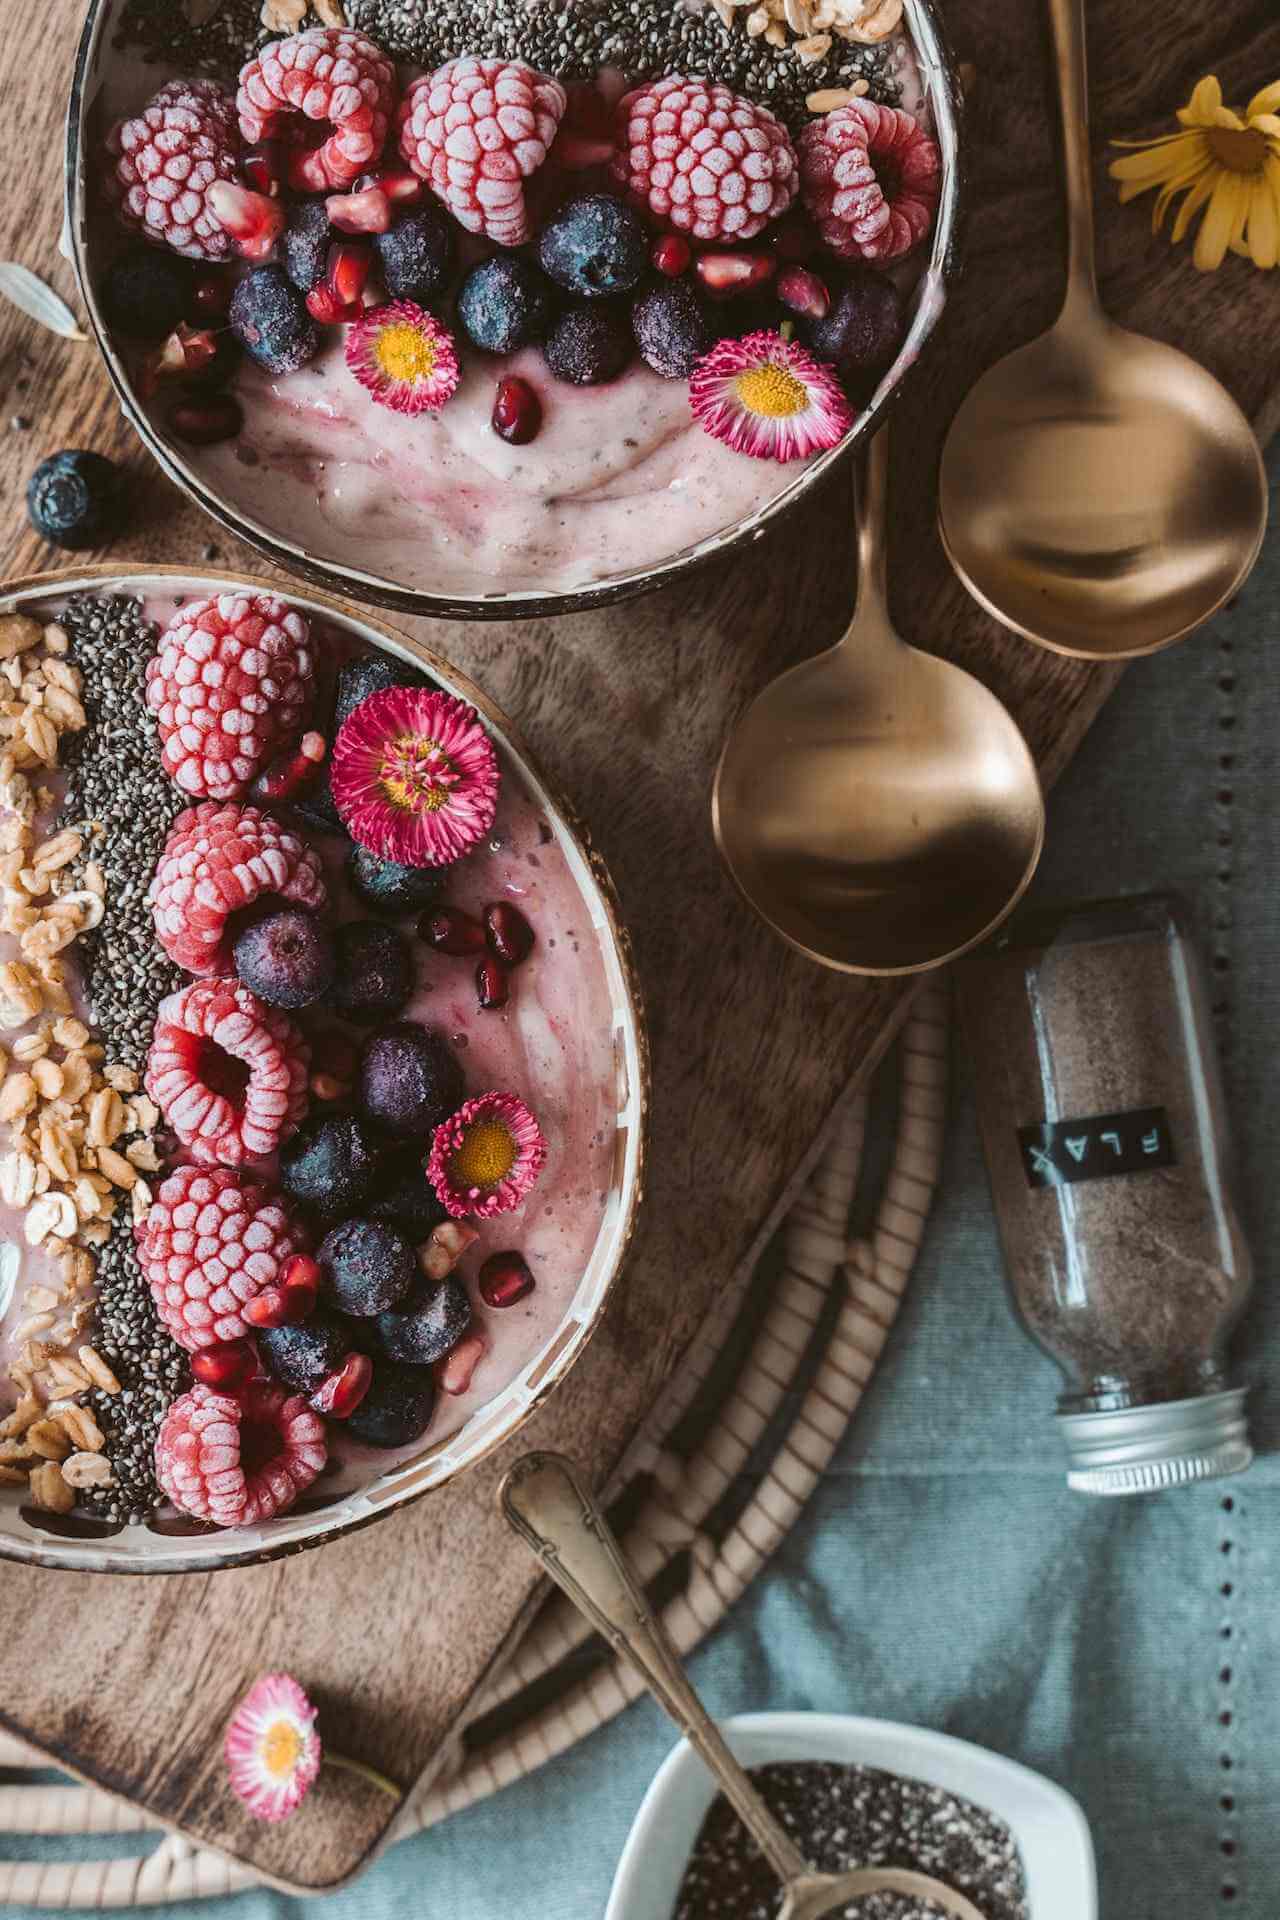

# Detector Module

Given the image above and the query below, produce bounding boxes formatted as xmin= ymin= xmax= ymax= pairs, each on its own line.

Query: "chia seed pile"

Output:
xmin=674 ymin=1762 xmax=1027 ymax=1920
xmin=118 ymin=0 xmax=902 ymax=131
xmin=57 ymin=594 xmax=189 ymax=1525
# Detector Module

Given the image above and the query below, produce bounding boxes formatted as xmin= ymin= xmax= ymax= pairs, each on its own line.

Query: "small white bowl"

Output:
xmin=605 ymin=1711 xmax=1096 ymax=1920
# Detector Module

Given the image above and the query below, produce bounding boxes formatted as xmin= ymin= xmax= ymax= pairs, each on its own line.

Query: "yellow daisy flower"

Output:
xmin=1110 ymin=75 xmax=1280 ymax=271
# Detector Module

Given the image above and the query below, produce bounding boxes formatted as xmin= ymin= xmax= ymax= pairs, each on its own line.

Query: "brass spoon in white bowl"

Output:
xmin=937 ymin=0 xmax=1268 ymax=660
xmin=501 ymin=1452 xmax=989 ymax=1920
xmin=713 ymin=428 xmax=1044 ymax=976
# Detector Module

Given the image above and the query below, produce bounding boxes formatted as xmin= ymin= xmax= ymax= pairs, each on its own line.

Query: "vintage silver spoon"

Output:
xmin=501 ymin=1452 xmax=988 ymax=1920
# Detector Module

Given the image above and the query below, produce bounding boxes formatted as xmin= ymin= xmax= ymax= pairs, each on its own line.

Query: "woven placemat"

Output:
xmin=0 ymin=983 xmax=948 ymax=1908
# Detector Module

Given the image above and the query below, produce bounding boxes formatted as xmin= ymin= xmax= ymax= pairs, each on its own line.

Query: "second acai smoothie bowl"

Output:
xmin=68 ymin=0 xmax=960 ymax=615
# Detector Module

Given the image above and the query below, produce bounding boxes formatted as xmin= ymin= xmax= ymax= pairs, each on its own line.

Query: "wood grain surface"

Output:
xmin=1 ymin=0 xmax=1278 ymax=1893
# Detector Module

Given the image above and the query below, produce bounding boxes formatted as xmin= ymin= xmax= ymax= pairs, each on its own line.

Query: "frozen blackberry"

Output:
xmin=347 ymin=845 xmax=447 ymax=917
xmin=373 ymin=207 xmax=454 ymax=304
xmin=538 ymin=194 xmax=648 ymax=300
xmin=26 ymin=451 xmax=121 ymax=552
xmin=282 ymin=198 xmax=332 ymax=292
xmin=232 ymin=905 xmax=336 ymax=1009
xmin=368 ymin=1147 xmax=447 ymax=1241
xmin=258 ymin=1311 xmax=351 ymax=1395
xmin=357 ymin=1020 xmax=464 ymax=1139
xmin=334 ymin=650 xmax=433 ymax=731
xmin=632 ymin=279 xmax=712 ymax=380
xmin=230 ymin=264 xmax=320 ymax=374
xmin=371 ymin=1272 xmax=471 ymax=1366
xmin=346 ymin=1360 xmax=436 ymax=1448
xmin=279 ymin=1110 xmax=380 ymax=1226
xmin=331 ymin=919 xmax=413 ymax=1023
xmin=318 ymin=1216 xmax=417 ymax=1316
xmin=101 ymin=247 xmax=191 ymax=340
xmin=799 ymin=268 xmax=905 ymax=386
xmin=457 ymin=254 xmax=555 ymax=355
xmin=543 ymin=303 xmax=633 ymax=386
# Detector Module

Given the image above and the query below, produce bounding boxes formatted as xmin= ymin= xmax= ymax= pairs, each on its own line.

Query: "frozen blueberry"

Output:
xmin=282 ymin=198 xmax=332 ymax=292
xmin=318 ymin=1217 xmax=417 ymax=1316
xmin=232 ymin=905 xmax=335 ymax=1008
xmin=799 ymin=268 xmax=905 ymax=386
xmin=279 ymin=1110 xmax=380 ymax=1226
xmin=347 ymin=845 xmax=447 ymax=917
xmin=293 ymin=761 xmax=346 ymax=836
xmin=230 ymin=264 xmax=319 ymax=375
xmin=334 ymin=651 xmax=433 ymax=733
xmin=543 ymin=302 xmax=632 ymax=386
xmin=371 ymin=1272 xmax=471 ymax=1366
xmin=259 ymin=1312 xmax=351 ymax=1395
xmin=26 ymin=451 xmax=120 ymax=552
xmin=100 ymin=247 xmax=190 ymax=340
xmin=374 ymin=207 xmax=455 ymax=304
xmin=631 ymin=279 xmax=712 ymax=380
xmin=368 ymin=1147 xmax=448 ymax=1240
xmin=538 ymin=194 xmax=647 ymax=300
xmin=346 ymin=1360 xmax=436 ymax=1448
xmin=331 ymin=920 xmax=412 ymax=1023
xmin=457 ymin=255 xmax=555 ymax=355
xmin=357 ymin=1020 xmax=464 ymax=1139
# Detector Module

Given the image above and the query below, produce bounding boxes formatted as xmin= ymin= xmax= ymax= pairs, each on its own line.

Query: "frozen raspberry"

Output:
xmin=397 ymin=56 xmax=566 ymax=248
xmin=799 ymin=101 xmax=941 ymax=265
xmin=237 ymin=27 xmax=397 ymax=192
xmin=145 ymin=978 xmax=310 ymax=1166
xmin=149 ymin=801 xmax=328 ymax=976
xmin=145 ymin=593 xmax=315 ymax=801
xmin=137 ymin=1164 xmax=307 ymax=1352
xmin=106 ymin=81 xmax=241 ymax=261
xmin=612 ymin=75 xmax=798 ymax=244
xmin=155 ymin=1379 xmax=327 ymax=1528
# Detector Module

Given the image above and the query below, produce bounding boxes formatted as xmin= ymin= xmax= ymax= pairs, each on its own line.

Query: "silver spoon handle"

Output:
xmin=500 ymin=1452 xmax=812 ymax=1888
xmin=1046 ymin=0 xmax=1098 ymax=308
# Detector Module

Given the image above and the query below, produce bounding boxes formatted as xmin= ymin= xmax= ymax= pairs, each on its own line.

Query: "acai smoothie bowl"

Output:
xmin=0 ymin=568 xmax=645 ymax=1573
xmin=67 ymin=0 xmax=961 ymax=618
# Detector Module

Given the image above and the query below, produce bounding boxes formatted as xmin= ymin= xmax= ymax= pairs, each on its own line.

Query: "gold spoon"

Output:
xmin=712 ymin=429 xmax=1044 ymax=975
xmin=501 ymin=1452 xmax=989 ymax=1920
xmin=937 ymin=0 xmax=1268 ymax=660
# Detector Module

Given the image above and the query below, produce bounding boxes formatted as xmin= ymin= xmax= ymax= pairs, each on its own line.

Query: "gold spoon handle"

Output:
xmin=1046 ymin=0 xmax=1098 ymax=310
xmin=500 ymin=1452 xmax=812 ymax=1887
xmin=853 ymin=428 xmax=890 ymax=624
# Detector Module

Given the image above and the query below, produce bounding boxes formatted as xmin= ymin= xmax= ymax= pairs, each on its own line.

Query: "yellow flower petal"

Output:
xmin=1194 ymin=177 xmax=1241 ymax=269
xmin=1250 ymin=115 xmax=1280 ymax=139
xmin=1108 ymin=138 xmax=1200 ymax=186
xmin=1245 ymin=183 xmax=1278 ymax=266
xmin=1169 ymin=174 xmax=1216 ymax=244
xmin=1247 ymin=80 xmax=1280 ymax=119
xmin=1179 ymin=76 xmax=1223 ymax=127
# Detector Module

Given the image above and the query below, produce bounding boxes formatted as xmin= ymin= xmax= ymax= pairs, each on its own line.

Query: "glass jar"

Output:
xmin=959 ymin=895 xmax=1253 ymax=1495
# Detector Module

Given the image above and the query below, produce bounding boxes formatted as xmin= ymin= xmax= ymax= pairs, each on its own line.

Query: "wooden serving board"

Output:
xmin=0 ymin=0 xmax=1278 ymax=1893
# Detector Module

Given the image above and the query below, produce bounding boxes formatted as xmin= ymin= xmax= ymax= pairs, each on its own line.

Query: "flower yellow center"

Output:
xmin=379 ymin=733 xmax=453 ymax=813
xmin=1207 ymin=124 xmax=1269 ymax=175
xmin=735 ymin=364 xmax=809 ymax=419
xmin=451 ymin=1121 xmax=516 ymax=1189
xmin=374 ymin=322 xmax=437 ymax=385
xmin=262 ymin=1719 xmax=303 ymax=1779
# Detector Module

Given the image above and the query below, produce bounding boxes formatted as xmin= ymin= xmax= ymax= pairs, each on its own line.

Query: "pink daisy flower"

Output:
xmin=689 ymin=330 xmax=854 ymax=462
xmin=225 ymin=1673 xmax=321 ymax=1823
xmin=331 ymin=686 xmax=501 ymax=868
xmin=345 ymin=300 xmax=460 ymax=414
xmin=428 ymin=1092 xmax=548 ymax=1220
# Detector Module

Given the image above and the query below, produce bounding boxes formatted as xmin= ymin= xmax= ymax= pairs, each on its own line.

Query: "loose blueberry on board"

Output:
xmin=347 ymin=845 xmax=447 ymax=917
xmin=371 ymin=1272 xmax=471 ymax=1365
xmin=333 ymin=650 xmax=434 ymax=731
xmin=374 ymin=206 xmax=455 ymax=304
xmin=800 ymin=268 xmax=905 ymax=385
xmin=281 ymin=198 xmax=332 ymax=292
xmin=538 ymin=193 xmax=648 ymax=300
xmin=101 ymin=247 xmax=191 ymax=340
xmin=368 ymin=1146 xmax=448 ymax=1241
xmin=232 ymin=905 xmax=336 ymax=1009
xmin=230 ymin=264 xmax=320 ymax=374
xmin=318 ymin=1216 xmax=417 ymax=1316
xmin=543 ymin=302 xmax=633 ymax=386
xmin=357 ymin=1020 xmax=465 ymax=1139
xmin=279 ymin=1110 xmax=381 ymax=1226
xmin=258 ymin=1311 xmax=352 ymax=1394
xmin=346 ymin=1359 xmax=437 ymax=1448
xmin=331 ymin=919 xmax=413 ymax=1023
xmin=632 ymin=278 xmax=712 ymax=381
xmin=457 ymin=255 xmax=555 ymax=355
xmin=26 ymin=451 xmax=120 ymax=551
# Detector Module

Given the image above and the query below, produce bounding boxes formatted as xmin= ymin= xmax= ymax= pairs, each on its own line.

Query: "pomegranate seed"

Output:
xmin=141 ymin=324 xmax=220 ymax=395
xmin=419 ymin=906 xmax=486 ymax=956
xmin=479 ymin=1251 xmax=535 ymax=1309
xmin=492 ymin=376 xmax=542 ymax=447
xmin=777 ymin=266 xmax=831 ymax=321
xmin=435 ymin=1333 xmax=486 ymax=1397
xmin=651 ymin=233 xmax=692 ymax=278
xmin=553 ymin=132 xmax=616 ymax=169
xmin=311 ymin=1352 xmax=372 ymax=1418
xmin=190 ymin=270 xmax=233 ymax=319
xmin=286 ymin=145 xmax=333 ymax=195
xmin=281 ymin=1252 xmax=321 ymax=1320
xmin=767 ymin=215 xmax=820 ymax=262
xmin=241 ymin=139 xmax=285 ymax=197
xmin=247 ymin=730 xmax=328 ymax=805
xmin=326 ymin=240 xmax=372 ymax=306
xmin=355 ymin=167 xmax=424 ymax=207
xmin=485 ymin=901 xmax=535 ymax=967
xmin=476 ymin=956 xmax=509 ymax=1010
xmin=695 ymin=251 xmax=777 ymax=298
xmin=167 ymin=393 xmax=243 ymax=446
xmin=206 ymin=180 xmax=286 ymax=261
xmin=305 ymin=285 xmax=363 ymax=325
xmin=242 ymin=1286 xmax=291 ymax=1330
xmin=419 ymin=1220 xmax=479 ymax=1282
xmin=326 ymin=187 xmax=392 ymax=235
xmin=191 ymin=1338 xmax=258 ymax=1391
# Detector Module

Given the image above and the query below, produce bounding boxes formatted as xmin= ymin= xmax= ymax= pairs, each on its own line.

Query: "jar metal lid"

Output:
xmin=1056 ymin=1387 xmax=1252 ymax=1497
